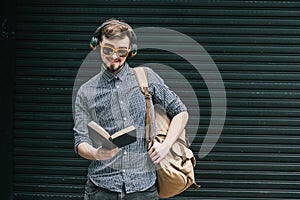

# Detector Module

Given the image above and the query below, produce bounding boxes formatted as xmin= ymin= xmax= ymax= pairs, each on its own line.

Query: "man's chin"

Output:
xmin=106 ymin=63 xmax=123 ymax=73
xmin=109 ymin=63 xmax=119 ymax=70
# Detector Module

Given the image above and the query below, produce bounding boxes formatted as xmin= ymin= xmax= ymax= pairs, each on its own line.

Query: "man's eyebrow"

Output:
xmin=102 ymin=43 xmax=114 ymax=47
xmin=102 ymin=43 xmax=128 ymax=49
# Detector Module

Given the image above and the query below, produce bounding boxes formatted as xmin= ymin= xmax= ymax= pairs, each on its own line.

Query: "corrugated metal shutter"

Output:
xmin=14 ymin=0 xmax=300 ymax=199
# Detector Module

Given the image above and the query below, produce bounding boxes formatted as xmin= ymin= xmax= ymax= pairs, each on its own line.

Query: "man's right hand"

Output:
xmin=93 ymin=146 xmax=119 ymax=160
xmin=77 ymin=142 xmax=119 ymax=161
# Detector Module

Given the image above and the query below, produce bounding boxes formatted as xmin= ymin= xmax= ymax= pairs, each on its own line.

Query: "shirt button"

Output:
xmin=122 ymin=169 xmax=126 ymax=173
xmin=116 ymin=85 xmax=119 ymax=89
xmin=123 ymin=117 xmax=127 ymax=121
xmin=123 ymin=150 xmax=127 ymax=155
xmin=120 ymin=101 xmax=123 ymax=104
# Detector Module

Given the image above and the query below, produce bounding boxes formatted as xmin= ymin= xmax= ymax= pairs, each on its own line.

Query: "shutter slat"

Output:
xmin=14 ymin=0 xmax=300 ymax=199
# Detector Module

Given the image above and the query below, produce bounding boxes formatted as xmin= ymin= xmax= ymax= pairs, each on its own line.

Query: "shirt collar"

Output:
xmin=101 ymin=62 xmax=130 ymax=82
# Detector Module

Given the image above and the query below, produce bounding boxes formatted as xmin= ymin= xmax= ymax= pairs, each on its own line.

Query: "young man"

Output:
xmin=73 ymin=18 xmax=189 ymax=200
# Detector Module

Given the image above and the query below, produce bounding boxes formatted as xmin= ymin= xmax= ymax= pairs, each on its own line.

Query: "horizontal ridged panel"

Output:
xmin=14 ymin=0 xmax=300 ymax=199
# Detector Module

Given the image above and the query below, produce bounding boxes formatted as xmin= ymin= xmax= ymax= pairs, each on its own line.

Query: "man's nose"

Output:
xmin=111 ymin=52 xmax=118 ymax=59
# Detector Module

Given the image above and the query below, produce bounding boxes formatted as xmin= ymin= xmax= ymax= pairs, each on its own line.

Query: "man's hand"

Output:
xmin=77 ymin=142 xmax=119 ymax=161
xmin=148 ymin=141 xmax=171 ymax=164
xmin=93 ymin=146 xmax=119 ymax=161
xmin=148 ymin=111 xmax=189 ymax=164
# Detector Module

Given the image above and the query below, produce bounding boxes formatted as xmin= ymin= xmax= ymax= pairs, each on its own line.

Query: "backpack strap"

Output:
xmin=133 ymin=67 xmax=148 ymax=93
xmin=133 ymin=67 xmax=154 ymax=144
xmin=133 ymin=67 xmax=190 ymax=161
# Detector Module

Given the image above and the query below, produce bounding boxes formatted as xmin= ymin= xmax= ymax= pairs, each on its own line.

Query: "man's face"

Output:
xmin=100 ymin=36 xmax=130 ymax=73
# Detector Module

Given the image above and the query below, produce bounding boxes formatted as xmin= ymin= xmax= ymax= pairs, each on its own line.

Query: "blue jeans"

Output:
xmin=84 ymin=179 xmax=159 ymax=200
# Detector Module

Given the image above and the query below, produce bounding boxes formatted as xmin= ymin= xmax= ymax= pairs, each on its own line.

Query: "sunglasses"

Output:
xmin=100 ymin=42 xmax=130 ymax=57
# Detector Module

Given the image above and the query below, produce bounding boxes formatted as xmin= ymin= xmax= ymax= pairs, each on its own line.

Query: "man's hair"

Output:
xmin=100 ymin=18 xmax=134 ymax=42
xmin=89 ymin=18 xmax=138 ymax=56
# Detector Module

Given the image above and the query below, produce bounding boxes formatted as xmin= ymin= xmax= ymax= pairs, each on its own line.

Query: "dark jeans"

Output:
xmin=84 ymin=179 xmax=159 ymax=200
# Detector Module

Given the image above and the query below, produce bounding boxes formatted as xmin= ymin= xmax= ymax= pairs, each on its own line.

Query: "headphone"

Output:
xmin=89 ymin=21 xmax=138 ymax=57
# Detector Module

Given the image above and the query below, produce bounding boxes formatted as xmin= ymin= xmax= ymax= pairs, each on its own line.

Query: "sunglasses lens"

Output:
xmin=101 ymin=44 xmax=129 ymax=57
xmin=103 ymin=47 xmax=114 ymax=55
xmin=117 ymin=50 xmax=129 ymax=57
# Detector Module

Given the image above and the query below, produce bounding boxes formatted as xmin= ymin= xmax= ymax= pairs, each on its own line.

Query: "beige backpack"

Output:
xmin=133 ymin=67 xmax=200 ymax=198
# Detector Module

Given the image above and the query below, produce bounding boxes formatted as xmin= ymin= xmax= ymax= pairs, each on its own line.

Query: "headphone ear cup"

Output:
xmin=130 ymin=43 xmax=137 ymax=57
xmin=90 ymin=36 xmax=99 ymax=50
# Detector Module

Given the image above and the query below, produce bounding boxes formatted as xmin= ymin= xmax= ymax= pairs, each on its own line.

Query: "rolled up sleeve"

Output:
xmin=146 ymin=68 xmax=187 ymax=118
xmin=73 ymin=88 xmax=93 ymax=154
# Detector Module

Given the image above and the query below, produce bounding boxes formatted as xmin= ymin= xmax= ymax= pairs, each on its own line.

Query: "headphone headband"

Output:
xmin=89 ymin=20 xmax=137 ymax=57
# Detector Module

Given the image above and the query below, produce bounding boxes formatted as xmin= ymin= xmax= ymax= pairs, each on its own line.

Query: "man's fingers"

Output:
xmin=149 ymin=147 xmax=162 ymax=163
xmin=148 ymin=146 xmax=155 ymax=155
xmin=149 ymin=147 xmax=157 ymax=158
xmin=147 ymin=141 xmax=154 ymax=150
xmin=96 ymin=147 xmax=119 ymax=160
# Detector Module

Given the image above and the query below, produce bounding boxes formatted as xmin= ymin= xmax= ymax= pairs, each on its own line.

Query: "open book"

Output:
xmin=87 ymin=121 xmax=137 ymax=150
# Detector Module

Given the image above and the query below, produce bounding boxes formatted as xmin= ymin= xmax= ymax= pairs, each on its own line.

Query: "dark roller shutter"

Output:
xmin=14 ymin=0 xmax=300 ymax=199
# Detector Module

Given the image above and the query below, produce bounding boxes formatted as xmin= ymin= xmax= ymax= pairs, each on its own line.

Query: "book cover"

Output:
xmin=87 ymin=121 xmax=137 ymax=150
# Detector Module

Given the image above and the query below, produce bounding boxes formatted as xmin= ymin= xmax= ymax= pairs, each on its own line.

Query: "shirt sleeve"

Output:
xmin=146 ymin=67 xmax=187 ymax=118
xmin=73 ymin=86 xmax=93 ymax=154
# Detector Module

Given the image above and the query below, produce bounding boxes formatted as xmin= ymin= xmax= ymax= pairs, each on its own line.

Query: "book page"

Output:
xmin=111 ymin=125 xmax=136 ymax=139
xmin=88 ymin=121 xmax=110 ymax=140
